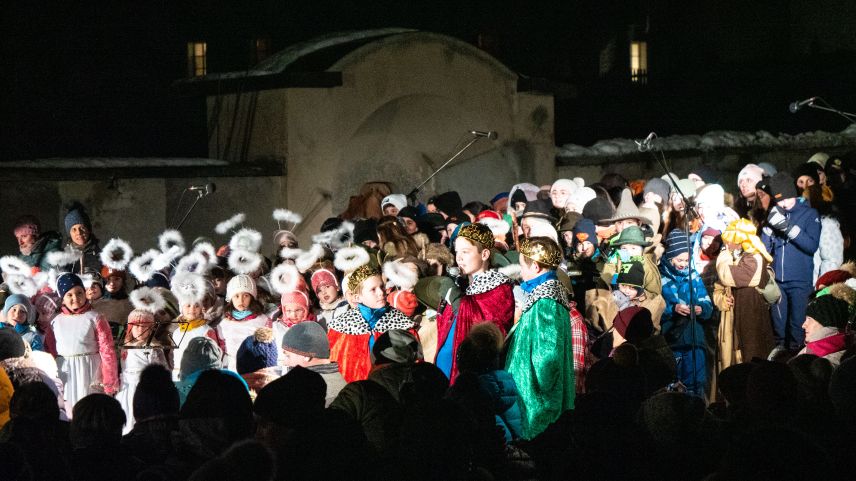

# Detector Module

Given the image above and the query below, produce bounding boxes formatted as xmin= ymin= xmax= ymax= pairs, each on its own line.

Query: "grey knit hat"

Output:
xmin=281 ymin=322 xmax=330 ymax=359
xmin=179 ymin=337 xmax=223 ymax=380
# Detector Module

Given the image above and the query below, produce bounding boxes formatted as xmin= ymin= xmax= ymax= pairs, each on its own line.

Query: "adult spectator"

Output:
xmin=12 ymin=215 xmax=61 ymax=272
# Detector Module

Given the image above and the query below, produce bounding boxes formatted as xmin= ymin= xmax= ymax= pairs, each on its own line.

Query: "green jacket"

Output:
xmin=18 ymin=231 xmax=62 ymax=272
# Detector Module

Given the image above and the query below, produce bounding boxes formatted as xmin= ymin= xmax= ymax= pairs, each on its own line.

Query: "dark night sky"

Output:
xmin=2 ymin=0 xmax=856 ymax=160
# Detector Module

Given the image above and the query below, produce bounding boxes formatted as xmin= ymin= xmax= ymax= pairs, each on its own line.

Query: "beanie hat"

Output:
xmin=281 ymin=321 xmax=330 ymax=358
xmin=381 ymin=194 xmax=407 ymax=212
xmin=179 ymin=336 xmax=223 ymax=380
xmin=572 ymin=218 xmax=598 ymax=246
xmin=613 ymin=306 xmax=654 ymax=344
xmin=370 ymin=329 xmax=423 ymax=366
xmin=672 ymin=178 xmax=697 ymax=199
xmin=398 ymin=206 xmax=419 ymax=221
xmin=643 ymin=178 xmax=671 ymax=204
xmin=510 ymin=189 xmax=528 ymax=207
xmin=0 ymin=327 xmax=26 ymax=361
xmin=793 ymin=163 xmax=820 ymax=185
xmin=133 ymin=365 xmax=179 ymax=422
xmin=690 ymin=165 xmax=718 ymax=184
xmin=757 ymin=162 xmax=778 ymax=177
xmin=768 ymin=172 xmax=798 ymax=201
xmin=805 ymin=294 xmax=850 ymax=330
xmin=616 ymin=261 xmax=645 ymax=289
xmin=755 ymin=176 xmax=773 ymax=196
xmin=310 ymin=268 xmax=338 ymax=293
xmin=280 ymin=290 xmax=309 ymax=311
xmin=387 ymin=289 xmax=418 ymax=317
xmin=694 ymin=184 xmax=725 ymax=210
xmin=253 ymin=366 xmax=326 ymax=426
xmin=431 ymin=191 xmax=463 ymax=215
xmin=13 ymin=216 xmax=40 ymax=238
xmin=737 ymin=164 xmax=765 ymax=186
xmin=815 ymin=262 xmax=856 ymax=290
xmin=352 ymin=218 xmax=378 ymax=245
xmin=582 ymin=197 xmax=615 ymax=225
xmin=64 ymin=202 xmax=92 ymax=234
xmin=127 ymin=308 xmax=155 ymax=326
xmin=236 ymin=328 xmax=278 ymax=375
xmin=569 ymin=187 xmax=597 ymax=214
xmin=56 ymin=273 xmax=84 ymax=299
xmin=3 ymin=294 xmax=35 ymax=326
xmin=663 ymin=229 xmax=690 ymax=261
xmin=226 ymin=274 xmax=257 ymax=302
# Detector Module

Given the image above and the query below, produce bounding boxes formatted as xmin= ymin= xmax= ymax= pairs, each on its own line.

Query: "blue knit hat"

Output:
xmin=56 ymin=273 xmax=84 ymax=299
xmin=236 ymin=328 xmax=278 ymax=375
xmin=64 ymin=203 xmax=92 ymax=234
xmin=3 ymin=294 xmax=35 ymax=325
xmin=663 ymin=229 xmax=690 ymax=261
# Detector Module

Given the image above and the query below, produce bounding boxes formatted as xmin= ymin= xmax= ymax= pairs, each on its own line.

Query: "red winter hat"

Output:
xmin=476 ymin=210 xmax=502 ymax=221
xmin=310 ymin=268 xmax=338 ymax=293
xmin=815 ymin=269 xmax=853 ymax=290
xmin=387 ymin=290 xmax=418 ymax=317
xmin=613 ymin=306 xmax=654 ymax=344
xmin=281 ymin=290 xmax=310 ymax=310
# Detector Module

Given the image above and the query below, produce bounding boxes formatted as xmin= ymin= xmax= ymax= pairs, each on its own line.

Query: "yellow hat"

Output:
xmin=347 ymin=264 xmax=381 ymax=293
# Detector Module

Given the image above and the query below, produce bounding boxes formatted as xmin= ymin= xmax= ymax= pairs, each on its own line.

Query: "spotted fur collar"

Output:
xmin=466 ymin=270 xmax=511 ymax=296
xmin=522 ymin=279 xmax=570 ymax=313
xmin=328 ymin=307 xmax=414 ymax=335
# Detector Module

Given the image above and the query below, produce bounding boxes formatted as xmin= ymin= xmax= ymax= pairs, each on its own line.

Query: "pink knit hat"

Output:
xmin=281 ymin=290 xmax=310 ymax=310
xmin=310 ymin=268 xmax=338 ymax=293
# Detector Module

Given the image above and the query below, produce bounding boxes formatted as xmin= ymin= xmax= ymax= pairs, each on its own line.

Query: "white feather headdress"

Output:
xmin=129 ymin=249 xmax=161 ymax=282
xmin=228 ymin=249 xmax=263 ymax=275
xmin=215 ymin=213 xmax=246 ymax=235
xmin=312 ymin=221 xmax=355 ymax=248
xmin=273 ymin=208 xmax=303 ymax=230
xmin=295 ymin=244 xmax=325 ymax=273
xmin=175 ymin=252 xmax=211 ymax=275
xmin=334 ymin=246 xmax=370 ymax=273
xmin=278 ymin=247 xmax=302 ymax=260
xmin=100 ymin=238 xmax=134 ymax=271
xmin=269 ymin=262 xmax=301 ymax=295
xmin=383 ymin=260 xmax=418 ymax=291
xmin=191 ymin=242 xmax=218 ymax=270
xmin=130 ymin=286 xmax=166 ymax=314
xmin=229 ymin=228 xmax=263 ymax=253
xmin=479 ymin=217 xmax=510 ymax=236
xmin=46 ymin=246 xmax=79 ymax=268
xmin=171 ymin=271 xmax=208 ymax=305
xmin=6 ymin=275 xmax=39 ymax=298
xmin=158 ymin=229 xmax=186 ymax=257
xmin=0 ymin=256 xmax=31 ymax=276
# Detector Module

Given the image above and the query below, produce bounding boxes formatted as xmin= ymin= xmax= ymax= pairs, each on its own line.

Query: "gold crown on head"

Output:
xmin=519 ymin=237 xmax=562 ymax=268
xmin=347 ymin=264 xmax=381 ymax=293
xmin=457 ymin=223 xmax=495 ymax=250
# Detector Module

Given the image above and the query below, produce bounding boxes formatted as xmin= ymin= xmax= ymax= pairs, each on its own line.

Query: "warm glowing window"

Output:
xmin=187 ymin=41 xmax=207 ymax=77
xmin=254 ymin=37 xmax=271 ymax=64
xmin=630 ymin=41 xmax=648 ymax=84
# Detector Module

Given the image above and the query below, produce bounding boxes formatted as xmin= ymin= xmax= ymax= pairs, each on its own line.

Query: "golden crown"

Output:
xmin=457 ymin=223 xmax=495 ymax=250
xmin=519 ymin=237 xmax=562 ymax=268
xmin=347 ymin=264 xmax=381 ymax=293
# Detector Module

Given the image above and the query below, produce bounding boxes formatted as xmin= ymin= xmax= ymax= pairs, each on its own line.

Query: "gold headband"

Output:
xmin=457 ymin=223 xmax=494 ymax=250
xmin=347 ymin=264 xmax=381 ymax=293
xmin=519 ymin=237 xmax=562 ymax=268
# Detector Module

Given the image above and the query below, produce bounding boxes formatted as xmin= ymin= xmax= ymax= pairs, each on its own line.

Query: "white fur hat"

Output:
xmin=226 ymin=274 xmax=257 ymax=301
xmin=694 ymin=183 xmax=725 ymax=210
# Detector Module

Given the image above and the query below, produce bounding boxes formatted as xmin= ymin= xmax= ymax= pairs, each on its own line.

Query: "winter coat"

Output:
xmin=17 ymin=231 xmax=62 ymax=272
xmin=813 ymin=215 xmax=844 ymax=284
xmin=65 ymin=237 xmax=103 ymax=274
xmin=762 ymin=199 xmax=821 ymax=284
xmin=477 ymin=369 xmax=523 ymax=442
xmin=659 ymin=261 xmax=713 ymax=350
xmin=329 ymin=380 xmax=402 ymax=456
xmin=799 ymin=326 xmax=849 ymax=368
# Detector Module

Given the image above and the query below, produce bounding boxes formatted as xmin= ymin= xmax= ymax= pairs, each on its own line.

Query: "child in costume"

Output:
xmin=435 ymin=222 xmax=514 ymax=380
xmin=116 ymin=287 xmax=170 ymax=433
xmin=327 ymin=264 xmax=415 ymax=382
xmin=216 ymin=274 xmax=270 ymax=371
xmin=505 ymin=237 xmax=575 ymax=439
xmin=270 ymin=289 xmax=315 ymax=357
xmin=171 ymin=279 xmax=222 ymax=381
xmin=311 ymin=267 xmax=348 ymax=327
xmin=45 ymin=272 xmax=118 ymax=410
xmin=2 ymin=294 xmax=44 ymax=351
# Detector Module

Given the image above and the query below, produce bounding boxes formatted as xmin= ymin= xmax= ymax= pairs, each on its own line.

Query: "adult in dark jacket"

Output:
xmin=64 ymin=202 xmax=102 ymax=274
xmin=761 ymin=173 xmax=821 ymax=350
xmin=613 ymin=306 xmax=677 ymax=395
xmin=12 ymin=215 xmax=62 ymax=272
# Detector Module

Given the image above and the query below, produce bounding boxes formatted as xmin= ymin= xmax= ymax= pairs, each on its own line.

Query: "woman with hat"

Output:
xmin=798 ymin=283 xmax=855 ymax=368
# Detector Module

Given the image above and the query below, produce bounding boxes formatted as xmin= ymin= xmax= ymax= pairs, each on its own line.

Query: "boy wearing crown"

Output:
xmin=505 ymin=236 xmax=575 ymax=439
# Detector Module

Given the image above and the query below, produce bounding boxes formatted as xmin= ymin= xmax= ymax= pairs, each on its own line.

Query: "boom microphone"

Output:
xmin=789 ymin=97 xmax=817 ymax=113
xmin=470 ymin=130 xmax=499 ymax=140
xmin=188 ymin=183 xmax=216 ymax=195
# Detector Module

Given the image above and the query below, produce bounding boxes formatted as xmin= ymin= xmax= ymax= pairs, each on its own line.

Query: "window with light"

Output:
xmin=630 ymin=41 xmax=648 ymax=84
xmin=187 ymin=42 xmax=207 ymax=77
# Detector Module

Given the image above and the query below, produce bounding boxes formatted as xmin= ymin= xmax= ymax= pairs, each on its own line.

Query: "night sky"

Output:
xmin=3 ymin=0 xmax=855 ymax=161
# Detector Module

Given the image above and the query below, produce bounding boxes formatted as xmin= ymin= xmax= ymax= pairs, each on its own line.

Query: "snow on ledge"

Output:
xmin=557 ymin=124 xmax=856 ymax=158
xmin=1 ymin=158 xmax=230 ymax=169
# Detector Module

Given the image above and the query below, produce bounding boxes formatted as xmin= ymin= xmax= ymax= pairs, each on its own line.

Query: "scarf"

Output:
xmin=806 ymin=332 xmax=848 ymax=358
xmin=179 ymin=318 xmax=207 ymax=332
xmin=357 ymin=304 xmax=388 ymax=331
xmin=231 ymin=310 xmax=255 ymax=321
xmin=520 ymin=270 xmax=558 ymax=294
xmin=61 ymin=302 xmax=92 ymax=315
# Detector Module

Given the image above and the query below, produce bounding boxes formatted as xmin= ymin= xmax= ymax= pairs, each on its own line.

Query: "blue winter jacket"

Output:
xmin=477 ymin=370 xmax=523 ymax=442
xmin=659 ymin=261 xmax=713 ymax=350
xmin=761 ymin=199 xmax=820 ymax=284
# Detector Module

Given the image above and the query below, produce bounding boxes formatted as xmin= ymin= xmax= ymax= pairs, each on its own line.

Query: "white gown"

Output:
xmin=116 ymin=347 xmax=167 ymax=434
xmin=217 ymin=314 xmax=270 ymax=371
xmin=171 ymin=323 xmax=218 ymax=380
xmin=51 ymin=310 xmax=116 ymax=411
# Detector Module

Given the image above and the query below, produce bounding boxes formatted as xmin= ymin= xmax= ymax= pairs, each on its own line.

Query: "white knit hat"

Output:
xmin=381 ymin=194 xmax=407 ymax=211
xmin=226 ymin=274 xmax=257 ymax=301
xmin=694 ymin=183 xmax=725 ymax=210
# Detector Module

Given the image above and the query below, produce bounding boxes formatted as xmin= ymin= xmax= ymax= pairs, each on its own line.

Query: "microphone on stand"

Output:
xmin=635 ymin=132 xmax=656 ymax=152
xmin=470 ymin=130 xmax=499 ymax=139
xmin=789 ymin=97 xmax=818 ymax=113
xmin=187 ymin=183 xmax=216 ymax=196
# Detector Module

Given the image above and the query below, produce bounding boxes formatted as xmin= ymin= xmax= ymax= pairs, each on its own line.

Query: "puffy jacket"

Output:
xmin=477 ymin=369 xmax=523 ymax=442
xmin=17 ymin=231 xmax=62 ymax=272
xmin=762 ymin=199 xmax=820 ymax=284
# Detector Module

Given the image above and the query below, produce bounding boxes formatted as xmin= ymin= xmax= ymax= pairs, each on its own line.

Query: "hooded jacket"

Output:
xmin=762 ymin=199 xmax=820 ymax=284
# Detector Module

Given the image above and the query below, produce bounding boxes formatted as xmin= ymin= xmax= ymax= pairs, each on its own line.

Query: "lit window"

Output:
xmin=254 ymin=37 xmax=271 ymax=64
xmin=187 ymin=41 xmax=207 ymax=77
xmin=630 ymin=41 xmax=647 ymax=84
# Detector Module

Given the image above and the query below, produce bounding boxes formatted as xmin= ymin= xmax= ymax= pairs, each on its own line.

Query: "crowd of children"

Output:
xmin=1 ymin=152 xmax=856 ymax=479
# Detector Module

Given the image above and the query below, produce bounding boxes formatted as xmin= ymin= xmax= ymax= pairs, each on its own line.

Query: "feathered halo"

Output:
xmin=383 ymin=260 xmax=419 ymax=291
xmin=152 ymin=245 xmax=183 ymax=271
xmin=6 ymin=275 xmax=39 ymax=298
xmin=175 ymin=252 xmax=211 ymax=275
xmin=100 ymin=238 xmax=134 ymax=271
xmin=312 ymin=221 xmax=355 ymax=248
xmin=229 ymin=228 xmax=263 ymax=253
xmin=498 ymin=264 xmax=522 ymax=281
xmin=46 ymin=246 xmax=79 ymax=268
xmin=171 ymin=271 xmax=208 ymax=305
xmin=129 ymin=249 xmax=161 ymax=282
xmin=33 ymin=269 xmax=57 ymax=294
xmin=130 ymin=286 xmax=167 ymax=314
xmin=158 ymin=230 xmax=186 ymax=257
xmin=81 ymin=273 xmax=99 ymax=289
xmin=0 ymin=256 xmax=32 ymax=276
xmin=479 ymin=217 xmax=510 ymax=237
xmin=191 ymin=242 xmax=218 ymax=270
xmin=273 ymin=208 xmax=303 ymax=230
xmin=215 ymin=212 xmax=246 ymax=235
xmin=269 ymin=262 xmax=301 ymax=295
xmin=295 ymin=244 xmax=325 ymax=273
xmin=228 ymin=249 xmax=263 ymax=275
xmin=334 ymin=246 xmax=370 ymax=273
xmin=279 ymin=247 xmax=302 ymax=260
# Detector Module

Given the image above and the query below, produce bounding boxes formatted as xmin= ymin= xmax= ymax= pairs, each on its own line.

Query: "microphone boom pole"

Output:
xmin=407 ymin=131 xmax=496 ymax=202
